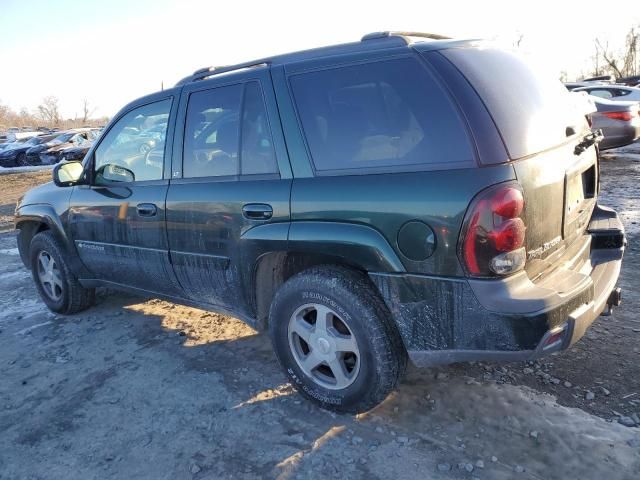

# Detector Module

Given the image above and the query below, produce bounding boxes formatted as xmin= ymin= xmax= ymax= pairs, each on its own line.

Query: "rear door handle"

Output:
xmin=242 ymin=203 xmax=273 ymax=220
xmin=136 ymin=203 xmax=157 ymax=217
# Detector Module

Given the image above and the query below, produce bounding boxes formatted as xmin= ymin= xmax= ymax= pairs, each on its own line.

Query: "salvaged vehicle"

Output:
xmin=0 ymin=134 xmax=56 ymax=167
xmin=15 ymin=32 xmax=625 ymax=413
xmin=24 ymin=129 xmax=100 ymax=166
xmin=590 ymin=97 xmax=640 ymax=150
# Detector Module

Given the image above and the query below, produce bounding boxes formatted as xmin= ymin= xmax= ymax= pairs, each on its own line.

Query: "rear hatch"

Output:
xmin=440 ymin=46 xmax=597 ymax=280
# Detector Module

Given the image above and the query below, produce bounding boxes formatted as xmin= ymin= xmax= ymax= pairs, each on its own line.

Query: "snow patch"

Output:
xmin=603 ymin=139 xmax=640 ymax=158
xmin=0 ymin=165 xmax=54 ymax=175
xmin=0 ymin=247 xmax=19 ymax=255
xmin=14 ymin=320 xmax=53 ymax=336
xmin=602 ymin=152 xmax=640 ymax=162
xmin=0 ymin=269 xmax=30 ymax=282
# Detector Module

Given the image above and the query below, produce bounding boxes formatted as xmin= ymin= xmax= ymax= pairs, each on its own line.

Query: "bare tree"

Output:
xmin=590 ymin=44 xmax=603 ymax=76
xmin=514 ymin=33 xmax=524 ymax=49
xmin=37 ymin=96 xmax=61 ymax=127
xmin=0 ymin=102 xmax=10 ymax=127
xmin=594 ymin=27 xmax=639 ymax=79
xmin=0 ymin=100 xmax=109 ymax=131
xmin=81 ymin=98 xmax=96 ymax=124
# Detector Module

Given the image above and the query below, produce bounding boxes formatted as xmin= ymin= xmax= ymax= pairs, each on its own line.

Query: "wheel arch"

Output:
xmin=246 ymin=221 xmax=406 ymax=331
xmin=15 ymin=204 xmax=84 ymax=274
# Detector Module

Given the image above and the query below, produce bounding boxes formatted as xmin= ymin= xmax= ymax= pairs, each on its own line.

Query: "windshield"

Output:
xmin=51 ymin=133 xmax=74 ymax=144
xmin=25 ymin=136 xmax=42 ymax=146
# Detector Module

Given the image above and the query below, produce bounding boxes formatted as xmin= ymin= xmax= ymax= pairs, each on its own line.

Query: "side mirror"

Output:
xmin=53 ymin=161 xmax=84 ymax=187
xmin=96 ymin=163 xmax=135 ymax=183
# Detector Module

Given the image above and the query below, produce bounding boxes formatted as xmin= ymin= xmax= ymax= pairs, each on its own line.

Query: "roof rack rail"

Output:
xmin=175 ymin=60 xmax=270 ymax=87
xmin=361 ymin=31 xmax=452 ymax=42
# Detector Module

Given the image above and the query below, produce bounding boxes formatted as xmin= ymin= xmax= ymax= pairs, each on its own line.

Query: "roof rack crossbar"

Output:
xmin=175 ymin=60 xmax=270 ymax=87
xmin=361 ymin=31 xmax=452 ymax=42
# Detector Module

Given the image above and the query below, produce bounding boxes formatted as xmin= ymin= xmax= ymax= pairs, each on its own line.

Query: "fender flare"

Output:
xmin=240 ymin=220 xmax=405 ymax=276
xmin=15 ymin=204 xmax=86 ymax=275
xmin=240 ymin=221 xmax=405 ymax=328
xmin=287 ymin=221 xmax=405 ymax=273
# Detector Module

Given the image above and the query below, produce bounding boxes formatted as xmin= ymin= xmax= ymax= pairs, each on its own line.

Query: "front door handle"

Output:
xmin=136 ymin=203 xmax=157 ymax=217
xmin=242 ymin=203 xmax=273 ymax=220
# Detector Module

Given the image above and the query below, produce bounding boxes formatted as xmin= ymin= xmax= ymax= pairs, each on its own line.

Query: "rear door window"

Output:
xmin=289 ymin=56 xmax=474 ymax=174
xmin=183 ymin=84 xmax=242 ymax=178
xmin=182 ymin=82 xmax=278 ymax=178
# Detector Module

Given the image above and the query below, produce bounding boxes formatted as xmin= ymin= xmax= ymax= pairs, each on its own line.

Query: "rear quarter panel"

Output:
xmin=291 ymin=165 xmax=515 ymax=276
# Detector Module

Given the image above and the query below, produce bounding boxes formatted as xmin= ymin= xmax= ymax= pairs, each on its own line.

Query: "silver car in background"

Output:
xmin=591 ymin=97 xmax=640 ymax=150
xmin=570 ymin=91 xmax=640 ymax=150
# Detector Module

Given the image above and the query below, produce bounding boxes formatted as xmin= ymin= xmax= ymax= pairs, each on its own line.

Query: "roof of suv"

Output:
xmin=117 ymin=32 xmax=482 ymax=128
xmin=174 ymin=32 xmax=480 ymax=87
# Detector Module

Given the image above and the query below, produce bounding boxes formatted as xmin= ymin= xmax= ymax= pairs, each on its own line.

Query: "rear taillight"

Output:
xmin=603 ymin=111 xmax=635 ymax=122
xmin=459 ymin=183 xmax=526 ymax=277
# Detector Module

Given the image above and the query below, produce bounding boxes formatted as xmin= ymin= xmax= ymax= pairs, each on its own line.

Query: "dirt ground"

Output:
xmin=0 ymin=169 xmax=51 ymax=232
xmin=0 ymin=153 xmax=639 ymax=480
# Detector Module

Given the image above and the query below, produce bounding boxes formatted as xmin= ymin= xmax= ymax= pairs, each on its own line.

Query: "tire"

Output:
xmin=29 ymin=231 xmax=95 ymax=314
xmin=16 ymin=152 xmax=30 ymax=167
xmin=268 ymin=265 xmax=407 ymax=413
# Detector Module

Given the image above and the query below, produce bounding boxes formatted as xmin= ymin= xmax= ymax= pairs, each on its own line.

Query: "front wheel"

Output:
xmin=29 ymin=231 xmax=95 ymax=314
xmin=269 ymin=266 xmax=407 ymax=413
xmin=17 ymin=152 xmax=30 ymax=167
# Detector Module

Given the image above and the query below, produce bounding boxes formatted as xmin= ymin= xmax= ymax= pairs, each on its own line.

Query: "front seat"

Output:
xmin=208 ymin=120 xmax=239 ymax=176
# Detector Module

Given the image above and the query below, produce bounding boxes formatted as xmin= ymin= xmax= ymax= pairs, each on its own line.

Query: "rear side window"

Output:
xmin=442 ymin=47 xmax=586 ymax=159
xmin=183 ymin=82 xmax=278 ymax=178
xmin=588 ymin=89 xmax=613 ymax=99
xmin=613 ymin=89 xmax=631 ymax=97
xmin=289 ymin=57 xmax=474 ymax=173
xmin=241 ymin=82 xmax=278 ymax=175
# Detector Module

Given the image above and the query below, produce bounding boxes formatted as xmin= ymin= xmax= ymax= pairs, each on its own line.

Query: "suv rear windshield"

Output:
xmin=441 ymin=47 xmax=586 ymax=159
xmin=289 ymin=56 xmax=475 ymax=174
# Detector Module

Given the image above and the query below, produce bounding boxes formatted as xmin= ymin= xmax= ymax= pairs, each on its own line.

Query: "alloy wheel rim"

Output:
xmin=287 ymin=303 xmax=360 ymax=390
xmin=37 ymin=251 xmax=63 ymax=301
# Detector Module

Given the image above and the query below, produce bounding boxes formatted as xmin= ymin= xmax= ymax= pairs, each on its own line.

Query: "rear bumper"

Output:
xmin=370 ymin=205 xmax=625 ymax=367
xmin=599 ymin=122 xmax=640 ymax=150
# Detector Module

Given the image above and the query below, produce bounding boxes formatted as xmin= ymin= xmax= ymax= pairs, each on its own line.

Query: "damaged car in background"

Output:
xmin=24 ymin=129 xmax=101 ymax=166
xmin=14 ymin=32 xmax=625 ymax=413
xmin=0 ymin=134 xmax=56 ymax=167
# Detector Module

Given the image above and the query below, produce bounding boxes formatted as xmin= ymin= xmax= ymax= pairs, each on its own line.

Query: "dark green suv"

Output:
xmin=15 ymin=32 xmax=625 ymax=413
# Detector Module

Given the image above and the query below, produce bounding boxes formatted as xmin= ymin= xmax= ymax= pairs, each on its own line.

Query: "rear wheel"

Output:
xmin=269 ymin=266 xmax=407 ymax=413
xmin=29 ymin=231 xmax=95 ymax=314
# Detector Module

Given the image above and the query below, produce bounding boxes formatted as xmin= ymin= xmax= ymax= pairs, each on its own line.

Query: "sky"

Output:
xmin=0 ymin=0 xmax=638 ymax=119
